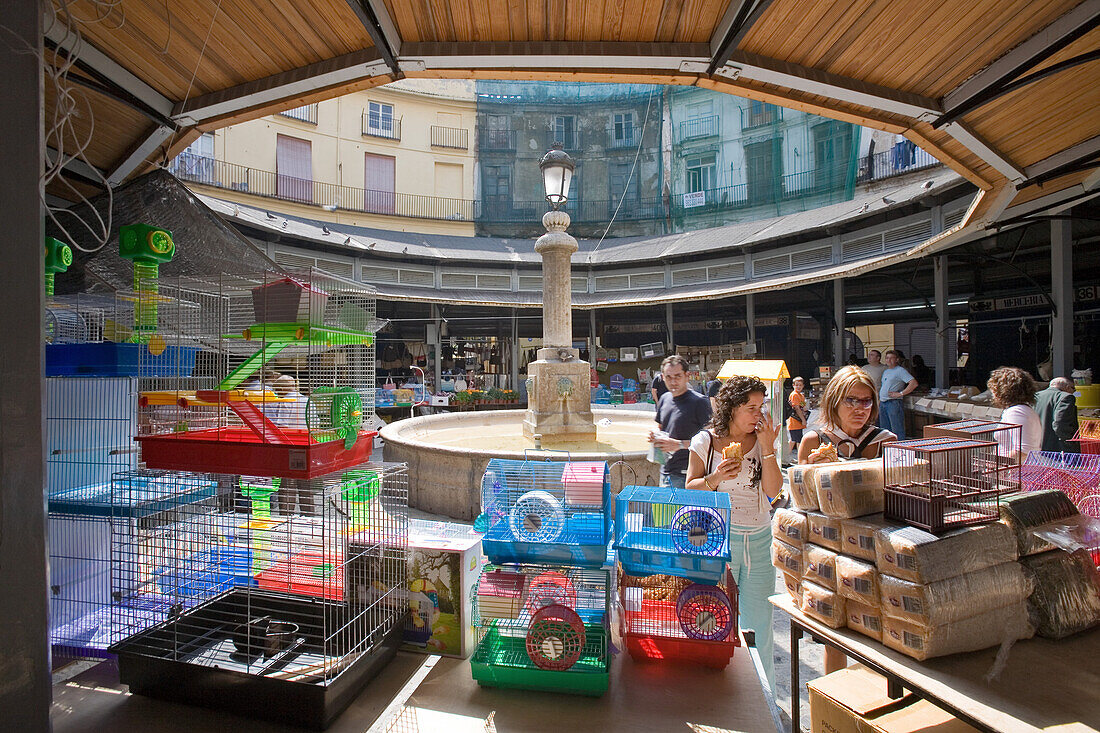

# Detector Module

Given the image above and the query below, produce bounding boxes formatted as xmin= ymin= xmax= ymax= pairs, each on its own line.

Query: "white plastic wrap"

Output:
xmin=836 ymin=555 xmax=879 ymax=608
xmin=881 ymin=602 xmax=1034 ymax=661
xmin=781 ymin=571 xmax=801 ymax=603
xmin=841 ymin=514 xmax=898 ymax=562
xmin=787 ymin=463 xmax=821 ymax=511
xmin=801 ymin=580 xmax=846 ymax=629
xmin=771 ymin=538 xmax=803 ymax=576
xmin=804 ymin=544 xmax=839 ymax=590
xmin=807 ymin=511 xmax=844 ymax=552
xmin=875 ymin=522 xmax=1017 ymax=584
xmin=813 ymin=460 xmax=884 ymax=519
xmin=1020 ymin=549 xmax=1100 ymax=640
xmin=998 ymin=490 xmax=1079 ymax=556
xmin=845 ymin=599 xmax=884 ymax=641
xmin=879 ymin=562 xmax=1033 ymax=626
xmin=772 ymin=507 xmax=808 ymax=547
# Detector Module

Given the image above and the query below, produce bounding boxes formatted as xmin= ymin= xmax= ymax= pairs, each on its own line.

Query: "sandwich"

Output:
xmin=810 ymin=442 xmax=838 ymax=462
xmin=722 ymin=442 xmax=743 ymax=461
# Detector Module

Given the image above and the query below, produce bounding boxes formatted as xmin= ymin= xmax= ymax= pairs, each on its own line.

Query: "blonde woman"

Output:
xmin=685 ymin=375 xmax=783 ymax=691
xmin=799 ymin=365 xmax=896 ymax=464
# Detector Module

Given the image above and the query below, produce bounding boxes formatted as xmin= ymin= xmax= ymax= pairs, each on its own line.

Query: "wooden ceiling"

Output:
xmin=45 ymin=0 xmax=1100 ymax=232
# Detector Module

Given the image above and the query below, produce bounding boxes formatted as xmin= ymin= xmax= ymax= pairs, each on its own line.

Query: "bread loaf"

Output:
xmin=772 ymin=507 xmax=807 ymax=547
xmin=813 ymin=460 xmax=885 ymax=519
xmin=875 ymin=522 xmax=1017 ymax=584
xmin=771 ymin=538 xmax=803 ymax=576
xmin=836 ymin=555 xmax=879 ymax=608
xmin=787 ymin=464 xmax=820 ymax=511
xmin=807 ymin=511 xmax=844 ymax=552
xmin=801 ymin=580 xmax=846 ymax=628
xmin=841 ymin=514 xmax=898 ymax=562
xmin=845 ymin=599 xmax=884 ymax=641
xmin=804 ymin=544 xmax=839 ymax=590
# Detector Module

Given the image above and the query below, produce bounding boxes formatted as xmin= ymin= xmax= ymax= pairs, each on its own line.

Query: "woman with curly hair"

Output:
xmin=799 ymin=365 xmax=896 ymax=464
xmin=988 ymin=366 xmax=1042 ymax=457
xmin=685 ymin=375 xmax=782 ymax=690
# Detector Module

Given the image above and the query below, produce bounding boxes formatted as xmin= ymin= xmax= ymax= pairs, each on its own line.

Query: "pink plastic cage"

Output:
xmin=1021 ymin=452 xmax=1100 ymax=519
xmin=1070 ymin=419 xmax=1100 ymax=455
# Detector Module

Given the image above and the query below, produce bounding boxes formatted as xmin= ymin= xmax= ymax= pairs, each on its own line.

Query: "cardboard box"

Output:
xmin=401 ymin=520 xmax=484 ymax=658
xmin=808 ymin=664 xmax=979 ymax=733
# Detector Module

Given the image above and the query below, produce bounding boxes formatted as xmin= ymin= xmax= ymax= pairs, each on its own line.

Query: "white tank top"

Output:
xmin=689 ymin=430 xmax=770 ymax=528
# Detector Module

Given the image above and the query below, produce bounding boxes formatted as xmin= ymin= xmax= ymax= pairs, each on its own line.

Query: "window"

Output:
xmin=609 ymin=162 xmax=637 ymax=203
xmin=364 ymin=153 xmax=395 ymax=214
xmin=364 ymin=102 xmax=399 ymax=139
xmin=173 ymin=132 xmax=215 ymax=183
xmin=553 ymin=115 xmax=577 ymax=149
xmin=686 ymin=154 xmax=717 ymax=193
xmin=483 ymin=164 xmax=511 ymax=203
xmin=687 ymin=101 xmax=713 ymax=119
xmin=483 ymin=115 xmax=513 ymax=150
xmin=813 ymin=121 xmax=854 ymax=191
xmin=276 ymin=134 xmax=312 ymax=203
xmin=746 ymin=100 xmax=779 ymax=128
xmin=611 ymin=112 xmax=635 ymax=148
xmin=744 ymin=139 xmax=779 ymax=204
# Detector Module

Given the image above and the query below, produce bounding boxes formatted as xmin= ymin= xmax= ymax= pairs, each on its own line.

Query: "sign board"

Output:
xmin=682 ymin=191 xmax=706 ymax=209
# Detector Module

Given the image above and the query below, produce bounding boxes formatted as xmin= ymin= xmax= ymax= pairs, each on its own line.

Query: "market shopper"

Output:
xmin=1035 ymin=377 xmax=1079 ymax=453
xmin=799 ymin=365 xmax=896 ymax=463
xmin=684 ymin=375 xmax=782 ymax=691
xmin=650 ymin=371 xmax=668 ymax=403
xmin=705 ymin=370 xmax=723 ymax=412
xmin=270 ymin=375 xmax=315 ymax=514
xmin=863 ymin=349 xmax=886 ymax=391
xmin=988 ymin=366 xmax=1043 ymax=457
xmin=878 ymin=349 xmax=917 ymax=439
xmin=648 ymin=355 xmax=712 ymax=489
xmin=787 ymin=376 xmax=808 ymax=457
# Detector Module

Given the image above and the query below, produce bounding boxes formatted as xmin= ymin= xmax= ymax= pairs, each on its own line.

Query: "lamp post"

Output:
xmin=523 ymin=142 xmax=595 ymax=441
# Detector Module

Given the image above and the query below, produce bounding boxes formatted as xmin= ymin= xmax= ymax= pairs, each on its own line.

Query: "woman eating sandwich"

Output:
xmin=798 ymin=365 xmax=896 ymax=464
xmin=685 ymin=375 xmax=783 ymax=690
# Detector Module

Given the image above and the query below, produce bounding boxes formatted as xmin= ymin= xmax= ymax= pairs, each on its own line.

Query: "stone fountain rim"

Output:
xmin=379 ymin=407 xmax=653 ymax=460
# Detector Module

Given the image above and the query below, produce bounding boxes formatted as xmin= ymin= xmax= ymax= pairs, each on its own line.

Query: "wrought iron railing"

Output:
xmin=679 ymin=115 xmax=719 ymax=141
xmin=362 ymin=113 xmax=401 ymax=140
xmin=278 ymin=104 xmax=318 ymax=124
xmin=857 ymin=145 xmax=941 ymax=182
xmin=479 ymin=129 xmax=517 ymax=152
xmin=431 ymin=125 xmax=470 ymax=149
xmin=608 ymin=128 xmax=638 ymax=149
xmin=545 ymin=129 xmax=582 ymax=151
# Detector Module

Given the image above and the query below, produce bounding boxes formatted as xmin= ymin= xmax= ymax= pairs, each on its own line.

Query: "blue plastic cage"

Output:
xmin=614 ymin=485 xmax=732 ymax=584
xmin=478 ymin=459 xmax=610 ymax=566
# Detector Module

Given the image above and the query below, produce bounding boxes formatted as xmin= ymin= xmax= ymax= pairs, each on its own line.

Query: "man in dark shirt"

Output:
xmin=649 ymin=355 xmax=712 ymax=489
xmin=650 ymin=372 xmax=668 ymax=404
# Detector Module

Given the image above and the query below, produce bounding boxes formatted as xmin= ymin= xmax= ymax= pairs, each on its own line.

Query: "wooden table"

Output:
xmin=771 ymin=594 xmax=1100 ymax=733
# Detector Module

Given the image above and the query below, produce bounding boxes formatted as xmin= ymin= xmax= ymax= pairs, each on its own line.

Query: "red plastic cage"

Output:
xmin=1071 ymin=419 xmax=1100 ymax=455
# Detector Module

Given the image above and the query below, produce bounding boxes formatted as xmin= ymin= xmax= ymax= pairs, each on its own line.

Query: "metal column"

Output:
xmin=666 ymin=302 xmax=675 ymax=353
xmin=1052 ymin=218 xmax=1074 ymax=377
xmin=0 ymin=2 xmax=50 ymax=728
xmin=746 ymin=293 xmax=756 ymax=353
xmin=934 ymin=257 xmax=949 ymax=389
xmin=510 ymin=309 xmax=519 ymax=390
xmin=833 ymin=279 xmax=845 ymax=365
xmin=430 ymin=304 xmax=442 ymax=389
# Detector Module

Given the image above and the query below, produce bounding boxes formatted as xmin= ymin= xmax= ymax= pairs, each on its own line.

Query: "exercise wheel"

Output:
xmin=525 ymin=571 xmax=577 ymax=612
xmin=675 ymin=583 xmax=733 ymax=641
xmin=525 ymin=604 xmax=586 ymax=671
xmin=509 ymin=490 xmax=565 ymax=543
xmin=669 ymin=505 xmax=726 ymax=556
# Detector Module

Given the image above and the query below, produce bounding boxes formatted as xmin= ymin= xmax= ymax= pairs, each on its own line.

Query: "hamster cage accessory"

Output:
xmin=471 ymin=564 xmax=611 ymax=696
xmin=477 ymin=459 xmax=610 ymax=566
xmin=109 ymin=463 xmax=408 ymax=729
xmin=614 ymin=485 xmax=732 ymax=584
xmin=1022 ymin=452 xmax=1100 ymax=519
xmin=1071 ymin=418 xmax=1100 ymax=455
xmin=134 ymin=269 xmax=386 ymax=479
xmin=882 ymin=438 xmax=1019 ymax=533
xmin=619 ymin=569 xmax=738 ymax=668
xmin=48 ymin=468 xmax=216 ymax=655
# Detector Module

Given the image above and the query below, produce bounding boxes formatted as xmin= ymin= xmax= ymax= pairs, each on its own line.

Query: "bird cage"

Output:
xmin=614 ymin=485 xmax=732 ymax=584
xmin=47 ymin=471 xmax=217 ymax=656
xmin=883 ymin=438 xmax=1016 ymax=533
xmin=619 ymin=568 xmax=739 ymax=668
xmin=1022 ymin=452 xmax=1100 ymax=518
xmin=924 ymin=419 xmax=1024 ymax=482
xmin=471 ymin=564 xmax=611 ymax=696
xmin=1071 ymin=418 xmax=1100 ymax=455
xmin=134 ymin=268 xmax=386 ymax=479
xmin=477 ymin=459 xmax=610 ymax=566
xmin=109 ymin=463 xmax=408 ymax=728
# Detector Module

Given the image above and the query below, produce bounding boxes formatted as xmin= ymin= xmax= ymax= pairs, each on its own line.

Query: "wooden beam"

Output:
xmin=942 ymin=121 xmax=1025 ymax=184
xmin=903 ymin=129 xmax=994 ymax=191
xmin=400 ymin=41 xmax=711 ymax=70
xmin=107 ymin=125 xmax=174 ymax=185
xmin=1020 ymin=134 xmax=1100 ymax=187
xmin=709 ymin=0 xmax=777 ymax=74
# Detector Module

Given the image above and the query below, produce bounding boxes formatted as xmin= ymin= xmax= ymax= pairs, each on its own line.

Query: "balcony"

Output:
xmin=608 ymin=128 xmax=638 ymax=150
xmin=743 ymin=105 xmax=781 ymax=130
xmin=278 ymin=104 xmax=318 ymax=125
xmin=362 ymin=114 xmax=401 ymax=141
xmin=857 ymin=146 xmax=941 ymax=183
xmin=479 ymin=129 xmax=517 ymax=152
xmin=545 ymin=129 xmax=581 ymax=151
xmin=679 ymin=115 xmax=719 ymax=141
xmin=431 ymin=125 xmax=470 ymax=150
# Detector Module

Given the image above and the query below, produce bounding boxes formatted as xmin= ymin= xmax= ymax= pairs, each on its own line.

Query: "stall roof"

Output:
xmin=718 ymin=360 xmax=790 ymax=381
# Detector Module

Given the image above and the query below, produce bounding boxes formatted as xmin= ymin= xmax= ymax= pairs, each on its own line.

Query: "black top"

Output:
xmin=651 ymin=373 xmax=668 ymax=400
xmin=656 ymin=389 xmax=713 ymax=476
xmin=706 ymin=379 xmax=721 ymax=398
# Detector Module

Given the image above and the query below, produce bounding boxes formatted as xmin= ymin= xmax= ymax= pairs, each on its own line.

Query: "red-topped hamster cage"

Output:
xmin=1071 ymin=418 xmax=1100 ymax=455
xmin=134 ymin=269 xmax=387 ymax=479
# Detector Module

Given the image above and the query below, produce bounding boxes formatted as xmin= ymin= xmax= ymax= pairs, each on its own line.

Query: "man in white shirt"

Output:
xmin=879 ymin=349 xmax=917 ymax=439
xmin=863 ymin=349 xmax=886 ymax=390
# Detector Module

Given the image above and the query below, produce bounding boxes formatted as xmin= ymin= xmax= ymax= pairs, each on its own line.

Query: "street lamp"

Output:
xmin=539 ymin=142 xmax=575 ymax=210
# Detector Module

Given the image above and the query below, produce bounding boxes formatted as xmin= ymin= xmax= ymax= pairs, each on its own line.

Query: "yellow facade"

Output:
xmin=197 ymin=79 xmax=477 ymax=236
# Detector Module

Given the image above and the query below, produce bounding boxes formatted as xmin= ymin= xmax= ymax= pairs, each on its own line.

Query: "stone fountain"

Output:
xmin=381 ymin=144 xmax=658 ymax=520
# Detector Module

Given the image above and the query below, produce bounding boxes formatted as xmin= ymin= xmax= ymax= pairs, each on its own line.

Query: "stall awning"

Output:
xmin=717 ymin=360 xmax=790 ymax=382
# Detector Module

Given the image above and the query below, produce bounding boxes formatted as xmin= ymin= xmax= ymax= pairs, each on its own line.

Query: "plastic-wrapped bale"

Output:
xmin=836 ymin=555 xmax=879 ymax=608
xmin=1020 ymin=549 xmax=1100 ymax=639
xmin=841 ymin=514 xmax=898 ymax=563
xmin=813 ymin=460 xmax=885 ymax=519
xmin=807 ymin=512 xmax=844 ymax=552
xmin=787 ymin=464 xmax=821 ymax=511
xmin=845 ymin=599 xmax=884 ymax=641
xmin=804 ymin=544 xmax=839 ymax=591
xmin=771 ymin=538 xmax=803 ymax=576
xmin=875 ymin=522 xmax=1017 ymax=585
xmin=801 ymin=580 xmax=846 ymax=629
xmin=999 ymin=490 xmax=1079 ymax=557
xmin=772 ymin=507 xmax=807 ymax=547
xmin=879 ymin=562 xmax=1033 ymax=626
xmin=781 ymin=572 xmax=801 ymax=603
xmin=882 ymin=602 xmax=1034 ymax=661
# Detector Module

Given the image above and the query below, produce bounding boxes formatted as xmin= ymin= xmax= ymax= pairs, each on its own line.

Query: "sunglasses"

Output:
xmin=842 ymin=397 xmax=874 ymax=409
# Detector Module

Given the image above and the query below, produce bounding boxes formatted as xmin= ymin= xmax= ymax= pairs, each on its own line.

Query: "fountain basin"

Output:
xmin=380 ymin=409 xmax=661 ymax=520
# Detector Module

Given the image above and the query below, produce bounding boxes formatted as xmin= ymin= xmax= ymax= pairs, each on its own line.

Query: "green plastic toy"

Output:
xmin=240 ymin=478 xmax=281 ymax=519
xmin=341 ymin=469 xmax=380 ymax=527
xmin=307 ymin=387 xmax=364 ymax=449
xmin=44 ymin=236 xmax=72 ymax=297
xmin=119 ymin=223 xmax=175 ymax=333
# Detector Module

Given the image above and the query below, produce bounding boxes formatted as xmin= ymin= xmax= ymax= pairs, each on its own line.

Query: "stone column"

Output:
xmin=536 ymin=209 xmax=576 ymax=352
